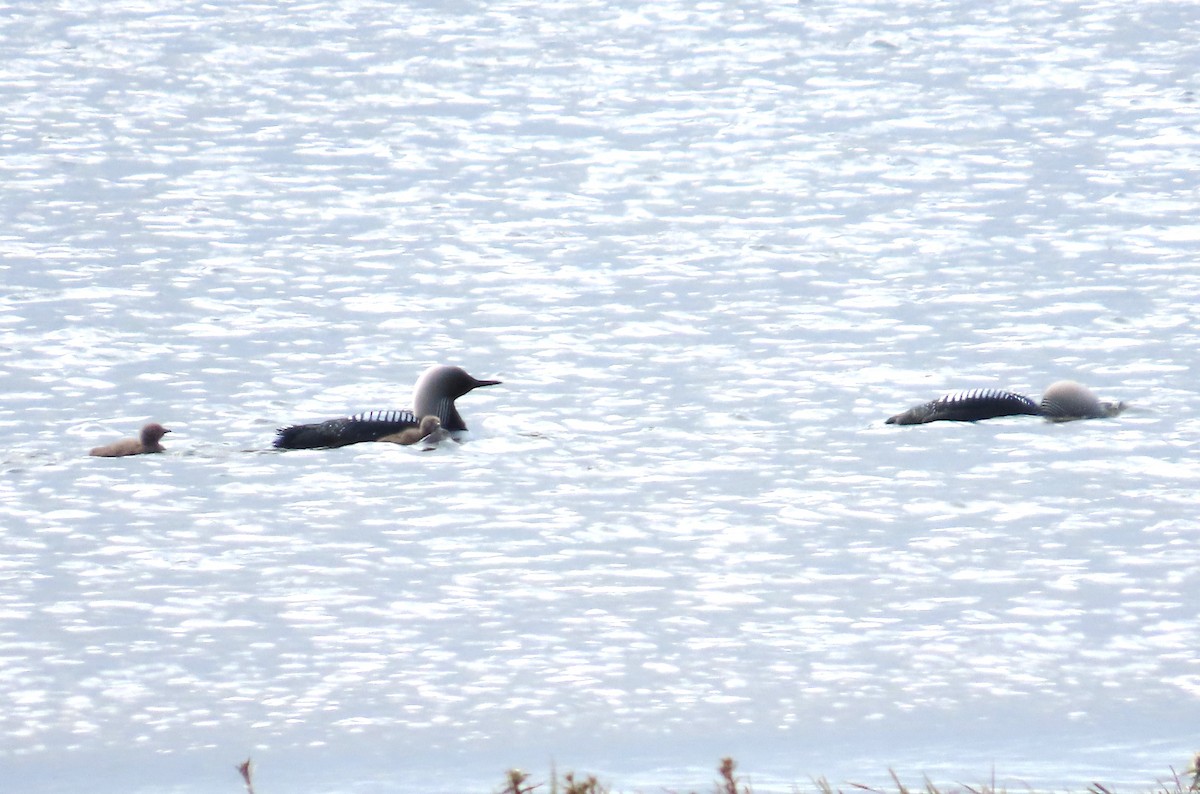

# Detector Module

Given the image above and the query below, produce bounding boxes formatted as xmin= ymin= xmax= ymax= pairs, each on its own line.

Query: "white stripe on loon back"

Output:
xmin=349 ymin=409 xmax=418 ymax=425
xmin=932 ymin=388 xmax=1039 ymax=407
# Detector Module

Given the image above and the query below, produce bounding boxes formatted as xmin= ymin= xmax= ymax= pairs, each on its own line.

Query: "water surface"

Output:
xmin=1 ymin=0 xmax=1198 ymax=792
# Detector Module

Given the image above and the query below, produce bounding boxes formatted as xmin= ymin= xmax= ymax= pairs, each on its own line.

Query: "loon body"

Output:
xmin=886 ymin=388 xmax=1040 ymax=425
xmin=887 ymin=381 xmax=1125 ymax=425
xmin=274 ymin=365 xmax=501 ymax=449
xmin=275 ymin=409 xmax=424 ymax=449
xmin=90 ymin=423 xmax=171 ymax=457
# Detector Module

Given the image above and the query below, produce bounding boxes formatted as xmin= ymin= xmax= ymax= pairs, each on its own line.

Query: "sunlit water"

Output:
xmin=1 ymin=0 xmax=1198 ymax=792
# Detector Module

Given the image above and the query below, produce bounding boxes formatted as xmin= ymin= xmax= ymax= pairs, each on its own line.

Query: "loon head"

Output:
xmin=1040 ymin=380 xmax=1126 ymax=422
xmin=412 ymin=365 xmax=502 ymax=432
xmin=140 ymin=423 xmax=171 ymax=446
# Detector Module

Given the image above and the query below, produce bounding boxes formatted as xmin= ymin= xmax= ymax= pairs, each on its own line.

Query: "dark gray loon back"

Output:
xmin=274 ymin=410 xmax=420 ymax=449
xmin=886 ymin=388 xmax=1042 ymax=425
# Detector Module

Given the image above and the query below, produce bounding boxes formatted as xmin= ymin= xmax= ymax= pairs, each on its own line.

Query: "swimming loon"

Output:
xmin=90 ymin=422 xmax=171 ymax=457
xmin=274 ymin=365 xmax=501 ymax=449
xmin=886 ymin=380 xmax=1126 ymax=425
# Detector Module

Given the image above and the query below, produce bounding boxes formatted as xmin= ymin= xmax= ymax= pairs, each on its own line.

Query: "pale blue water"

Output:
xmin=1 ymin=0 xmax=1198 ymax=792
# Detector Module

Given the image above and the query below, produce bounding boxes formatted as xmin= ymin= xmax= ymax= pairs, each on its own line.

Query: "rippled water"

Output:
xmin=2 ymin=0 xmax=1198 ymax=792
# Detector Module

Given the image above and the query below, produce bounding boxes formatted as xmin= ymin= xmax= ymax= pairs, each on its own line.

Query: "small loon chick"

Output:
xmin=887 ymin=382 xmax=1127 ymax=425
xmin=89 ymin=423 xmax=171 ymax=457
xmin=1039 ymin=380 xmax=1126 ymax=422
xmin=377 ymin=415 xmax=447 ymax=446
xmin=274 ymin=365 xmax=501 ymax=449
xmin=886 ymin=389 xmax=1041 ymax=425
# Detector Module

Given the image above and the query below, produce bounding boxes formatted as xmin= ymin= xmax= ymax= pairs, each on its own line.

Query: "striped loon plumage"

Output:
xmin=274 ymin=365 xmax=501 ymax=450
xmin=351 ymin=410 xmax=419 ymax=425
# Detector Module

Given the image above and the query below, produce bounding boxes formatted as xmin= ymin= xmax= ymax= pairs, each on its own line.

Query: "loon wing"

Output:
xmin=274 ymin=410 xmax=419 ymax=449
xmin=887 ymin=389 xmax=1042 ymax=425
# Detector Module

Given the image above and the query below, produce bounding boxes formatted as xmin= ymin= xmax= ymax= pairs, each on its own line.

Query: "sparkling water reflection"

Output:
xmin=1 ymin=0 xmax=1198 ymax=792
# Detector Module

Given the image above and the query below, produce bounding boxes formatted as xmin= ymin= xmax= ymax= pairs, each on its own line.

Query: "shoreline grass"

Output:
xmin=494 ymin=755 xmax=1200 ymax=794
xmin=235 ymin=753 xmax=1200 ymax=794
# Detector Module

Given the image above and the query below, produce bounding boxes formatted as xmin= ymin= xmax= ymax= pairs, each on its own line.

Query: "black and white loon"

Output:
xmin=274 ymin=365 xmax=501 ymax=449
xmin=886 ymin=380 xmax=1126 ymax=425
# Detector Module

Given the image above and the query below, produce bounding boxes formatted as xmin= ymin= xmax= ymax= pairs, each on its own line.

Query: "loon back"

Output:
xmin=274 ymin=410 xmax=419 ymax=449
xmin=886 ymin=388 xmax=1042 ymax=425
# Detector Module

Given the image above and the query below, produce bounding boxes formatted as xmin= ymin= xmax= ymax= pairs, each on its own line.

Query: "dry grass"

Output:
xmin=500 ymin=755 xmax=1200 ymax=794
xmin=236 ymin=758 xmax=255 ymax=794
xmin=233 ymin=752 xmax=1200 ymax=794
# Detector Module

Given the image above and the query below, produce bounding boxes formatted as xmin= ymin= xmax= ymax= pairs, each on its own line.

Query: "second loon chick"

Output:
xmin=274 ymin=365 xmax=501 ymax=449
xmin=377 ymin=415 xmax=448 ymax=446
xmin=89 ymin=423 xmax=171 ymax=457
xmin=887 ymin=381 xmax=1127 ymax=425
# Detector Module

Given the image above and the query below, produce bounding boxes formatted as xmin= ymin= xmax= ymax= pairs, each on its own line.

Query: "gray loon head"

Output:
xmin=140 ymin=423 xmax=171 ymax=446
xmin=412 ymin=365 xmax=502 ymax=432
xmin=1039 ymin=380 xmax=1126 ymax=422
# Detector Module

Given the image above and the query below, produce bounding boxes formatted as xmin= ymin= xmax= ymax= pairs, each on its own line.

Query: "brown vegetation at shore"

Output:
xmin=234 ymin=752 xmax=1200 ymax=794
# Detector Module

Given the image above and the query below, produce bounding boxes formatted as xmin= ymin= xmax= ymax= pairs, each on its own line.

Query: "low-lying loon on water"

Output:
xmin=89 ymin=422 xmax=172 ymax=457
xmin=274 ymin=365 xmax=501 ymax=449
xmin=886 ymin=380 xmax=1127 ymax=425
